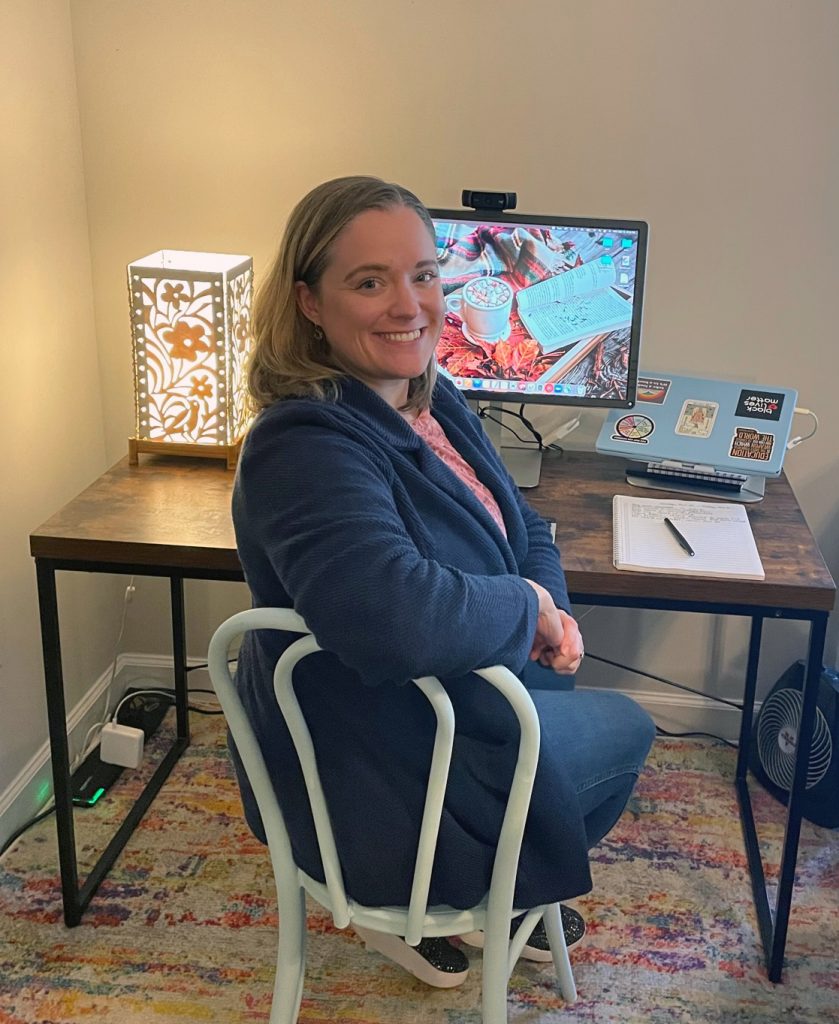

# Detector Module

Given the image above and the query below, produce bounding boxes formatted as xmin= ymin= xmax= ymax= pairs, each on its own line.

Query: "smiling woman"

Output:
xmin=247 ymin=175 xmax=444 ymax=415
xmin=230 ymin=175 xmax=655 ymax=988
xmin=294 ymin=205 xmax=445 ymax=410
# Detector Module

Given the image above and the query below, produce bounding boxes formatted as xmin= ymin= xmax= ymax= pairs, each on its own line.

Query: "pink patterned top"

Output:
xmin=411 ymin=410 xmax=507 ymax=537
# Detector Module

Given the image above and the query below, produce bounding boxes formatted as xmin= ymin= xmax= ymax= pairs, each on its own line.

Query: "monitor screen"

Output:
xmin=430 ymin=209 xmax=648 ymax=408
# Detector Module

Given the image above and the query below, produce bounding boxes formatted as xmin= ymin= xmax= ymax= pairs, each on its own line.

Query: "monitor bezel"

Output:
xmin=429 ymin=207 xmax=649 ymax=409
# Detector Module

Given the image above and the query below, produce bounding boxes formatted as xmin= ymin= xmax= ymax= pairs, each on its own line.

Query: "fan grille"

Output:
xmin=757 ymin=688 xmax=833 ymax=791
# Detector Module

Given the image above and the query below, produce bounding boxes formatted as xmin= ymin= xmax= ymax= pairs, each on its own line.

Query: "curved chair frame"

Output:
xmin=208 ymin=607 xmax=576 ymax=1024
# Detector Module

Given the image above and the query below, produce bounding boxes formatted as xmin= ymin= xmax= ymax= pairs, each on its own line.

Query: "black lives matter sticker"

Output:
xmin=736 ymin=389 xmax=784 ymax=421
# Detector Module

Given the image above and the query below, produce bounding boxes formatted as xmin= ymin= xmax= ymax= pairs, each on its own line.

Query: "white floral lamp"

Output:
xmin=127 ymin=250 xmax=254 ymax=469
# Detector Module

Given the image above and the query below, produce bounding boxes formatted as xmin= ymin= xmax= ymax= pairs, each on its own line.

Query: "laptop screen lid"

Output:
xmin=596 ymin=372 xmax=797 ymax=477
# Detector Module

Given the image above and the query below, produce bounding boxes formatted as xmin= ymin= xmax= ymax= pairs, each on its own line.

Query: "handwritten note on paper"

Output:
xmin=613 ymin=494 xmax=765 ymax=580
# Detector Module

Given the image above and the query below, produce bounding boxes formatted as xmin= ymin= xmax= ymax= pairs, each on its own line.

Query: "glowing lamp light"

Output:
xmin=127 ymin=250 xmax=254 ymax=469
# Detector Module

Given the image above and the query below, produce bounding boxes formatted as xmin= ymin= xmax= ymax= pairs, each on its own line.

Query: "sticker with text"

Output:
xmin=675 ymin=400 xmax=719 ymax=438
xmin=636 ymin=377 xmax=671 ymax=405
xmin=730 ymin=427 xmax=775 ymax=462
xmin=735 ymin=389 xmax=784 ymax=421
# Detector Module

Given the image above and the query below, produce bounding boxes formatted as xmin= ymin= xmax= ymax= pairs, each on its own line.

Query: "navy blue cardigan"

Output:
xmin=231 ymin=375 xmax=592 ymax=909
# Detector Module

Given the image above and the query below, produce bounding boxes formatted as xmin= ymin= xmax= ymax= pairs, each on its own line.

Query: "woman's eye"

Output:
xmin=356 ymin=278 xmax=381 ymax=290
xmin=417 ymin=270 xmax=439 ymax=283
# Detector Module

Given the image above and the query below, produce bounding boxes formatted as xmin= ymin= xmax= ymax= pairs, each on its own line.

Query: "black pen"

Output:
xmin=664 ymin=517 xmax=695 ymax=557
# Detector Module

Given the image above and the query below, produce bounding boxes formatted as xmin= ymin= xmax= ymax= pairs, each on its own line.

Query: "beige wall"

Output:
xmin=3 ymin=0 xmax=837 ymax=841
xmin=0 ymin=1 xmax=124 ymax=841
xmin=70 ymin=0 xmax=839 ymax=687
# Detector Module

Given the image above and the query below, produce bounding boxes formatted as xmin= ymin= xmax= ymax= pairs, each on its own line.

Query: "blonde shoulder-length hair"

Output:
xmin=248 ymin=175 xmax=438 ymax=414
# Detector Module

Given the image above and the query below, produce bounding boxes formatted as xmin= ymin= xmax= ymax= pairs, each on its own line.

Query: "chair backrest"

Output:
xmin=207 ymin=607 xmax=541 ymax=946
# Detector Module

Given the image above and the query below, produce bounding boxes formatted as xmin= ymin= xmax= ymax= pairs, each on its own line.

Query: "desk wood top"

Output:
xmin=529 ymin=451 xmax=835 ymax=612
xmin=30 ymin=451 xmax=835 ymax=612
xmin=30 ymin=456 xmax=240 ymax=575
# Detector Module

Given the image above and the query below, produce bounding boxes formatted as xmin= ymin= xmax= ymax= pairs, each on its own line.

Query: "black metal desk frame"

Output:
xmin=35 ymin=557 xmax=241 ymax=927
xmin=569 ymin=589 xmax=829 ymax=983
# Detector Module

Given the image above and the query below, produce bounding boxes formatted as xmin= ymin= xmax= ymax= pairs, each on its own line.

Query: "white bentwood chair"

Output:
xmin=207 ymin=607 xmax=577 ymax=1024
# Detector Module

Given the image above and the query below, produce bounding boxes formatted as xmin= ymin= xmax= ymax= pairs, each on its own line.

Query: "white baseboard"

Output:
xmin=0 ymin=656 xmax=746 ymax=854
xmin=593 ymin=685 xmax=746 ymax=744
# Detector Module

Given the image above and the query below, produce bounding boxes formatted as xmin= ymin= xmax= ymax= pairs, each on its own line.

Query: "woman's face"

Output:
xmin=295 ymin=205 xmax=444 ymax=407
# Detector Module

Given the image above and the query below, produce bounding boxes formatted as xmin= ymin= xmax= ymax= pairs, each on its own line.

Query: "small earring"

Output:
xmin=312 ymin=324 xmax=324 ymax=341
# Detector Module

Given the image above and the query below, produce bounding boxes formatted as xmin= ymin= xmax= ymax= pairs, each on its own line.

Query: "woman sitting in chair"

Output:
xmin=231 ymin=175 xmax=655 ymax=987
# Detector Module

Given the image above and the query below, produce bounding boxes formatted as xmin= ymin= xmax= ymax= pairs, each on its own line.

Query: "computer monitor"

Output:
xmin=430 ymin=207 xmax=649 ymax=484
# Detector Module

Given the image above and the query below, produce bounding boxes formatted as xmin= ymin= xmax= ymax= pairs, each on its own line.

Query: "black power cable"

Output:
xmin=1 ymin=807 xmax=56 ymax=859
xmin=585 ymin=651 xmax=739 ymax=748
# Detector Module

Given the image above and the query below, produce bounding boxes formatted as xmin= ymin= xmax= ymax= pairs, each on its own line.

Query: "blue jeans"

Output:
xmin=523 ymin=662 xmax=656 ymax=849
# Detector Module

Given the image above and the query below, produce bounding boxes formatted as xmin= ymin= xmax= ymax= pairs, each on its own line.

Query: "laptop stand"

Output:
xmin=625 ymin=460 xmax=766 ymax=503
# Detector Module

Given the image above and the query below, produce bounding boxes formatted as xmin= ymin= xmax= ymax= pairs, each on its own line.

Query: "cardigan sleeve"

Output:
xmin=514 ymin=492 xmax=572 ymax=614
xmin=235 ymin=419 xmax=540 ymax=685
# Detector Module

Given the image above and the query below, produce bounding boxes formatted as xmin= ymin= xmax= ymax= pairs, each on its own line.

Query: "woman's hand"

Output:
xmin=542 ymin=609 xmax=584 ymax=675
xmin=524 ymin=580 xmax=584 ymax=676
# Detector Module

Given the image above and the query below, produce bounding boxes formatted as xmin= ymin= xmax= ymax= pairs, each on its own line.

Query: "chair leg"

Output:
xmin=270 ymin=884 xmax=307 ymax=1024
xmin=542 ymin=903 xmax=577 ymax=1004
xmin=481 ymin=925 xmax=511 ymax=1024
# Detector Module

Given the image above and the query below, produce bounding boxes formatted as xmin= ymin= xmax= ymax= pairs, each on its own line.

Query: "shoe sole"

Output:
xmin=459 ymin=929 xmax=551 ymax=962
xmin=353 ymin=926 xmax=470 ymax=988
xmin=459 ymin=916 xmax=585 ymax=963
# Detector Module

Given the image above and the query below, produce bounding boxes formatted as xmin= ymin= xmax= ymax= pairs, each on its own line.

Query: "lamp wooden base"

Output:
xmin=128 ymin=437 xmax=241 ymax=470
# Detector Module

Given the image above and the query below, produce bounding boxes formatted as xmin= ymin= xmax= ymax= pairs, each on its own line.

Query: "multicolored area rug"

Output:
xmin=1 ymin=711 xmax=837 ymax=1023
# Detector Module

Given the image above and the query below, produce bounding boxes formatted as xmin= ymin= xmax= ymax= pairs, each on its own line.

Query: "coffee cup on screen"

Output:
xmin=446 ymin=276 xmax=513 ymax=344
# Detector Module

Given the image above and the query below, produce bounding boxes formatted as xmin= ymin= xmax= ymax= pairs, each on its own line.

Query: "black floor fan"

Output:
xmin=749 ymin=660 xmax=839 ymax=828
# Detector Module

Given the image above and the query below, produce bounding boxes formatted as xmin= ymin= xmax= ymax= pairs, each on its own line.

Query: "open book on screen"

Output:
xmin=517 ymin=259 xmax=633 ymax=353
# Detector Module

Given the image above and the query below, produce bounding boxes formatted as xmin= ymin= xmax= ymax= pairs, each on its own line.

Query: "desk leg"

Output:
xmin=768 ymin=613 xmax=828 ymax=982
xmin=736 ymin=616 xmax=763 ymax=781
xmin=736 ymin=613 xmax=829 ymax=982
xmin=735 ymin=617 xmax=776 ymax=963
xmin=35 ymin=565 xmax=192 ymax=926
xmin=35 ymin=560 xmax=82 ymax=926
xmin=170 ymin=576 xmax=190 ymax=742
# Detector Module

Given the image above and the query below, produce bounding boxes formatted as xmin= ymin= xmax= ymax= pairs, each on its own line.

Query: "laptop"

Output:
xmin=596 ymin=372 xmax=798 ymax=501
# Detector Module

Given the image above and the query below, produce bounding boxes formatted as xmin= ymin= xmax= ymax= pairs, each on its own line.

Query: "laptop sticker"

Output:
xmin=730 ymin=427 xmax=775 ymax=462
xmin=636 ymin=376 xmax=672 ymax=404
xmin=735 ymin=389 xmax=785 ymax=421
xmin=675 ymin=400 xmax=719 ymax=438
xmin=612 ymin=414 xmax=655 ymax=444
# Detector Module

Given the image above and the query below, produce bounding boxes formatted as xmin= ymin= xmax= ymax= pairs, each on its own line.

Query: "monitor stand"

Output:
xmin=625 ymin=461 xmax=766 ymax=503
xmin=499 ymin=446 xmax=543 ymax=489
xmin=474 ymin=404 xmax=542 ymax=487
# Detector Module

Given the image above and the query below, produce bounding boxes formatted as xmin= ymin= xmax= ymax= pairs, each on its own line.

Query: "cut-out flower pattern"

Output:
xmin=161 ymin=321 xmax=211 ymax=361
xmin=234 ymin=312 xmax=251 ymax=351
xmin=135 ymin=268 xmax=254 ymax=444
xmin=161 ymin=283 xmax=187 ymax=308
xmin=189 ymin=374 xmax=213 ymax=399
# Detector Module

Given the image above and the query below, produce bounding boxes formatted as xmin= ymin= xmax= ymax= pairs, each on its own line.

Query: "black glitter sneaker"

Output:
xmin=515 ymin=906 xmax=586 ymax=961
xmin=353 ymin=926 xmax=470 ymax=988
xmin=460 ymin=904 xmax=586 ymax=963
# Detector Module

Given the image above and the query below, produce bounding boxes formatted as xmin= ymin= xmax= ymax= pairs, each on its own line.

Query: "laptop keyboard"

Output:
xmin=639 ymin=463 xmax=748 ymax=492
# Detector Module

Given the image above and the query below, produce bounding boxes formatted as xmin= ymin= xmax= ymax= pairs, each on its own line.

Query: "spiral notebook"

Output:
xmin=612 ymin=494 xmax=765 ymax=580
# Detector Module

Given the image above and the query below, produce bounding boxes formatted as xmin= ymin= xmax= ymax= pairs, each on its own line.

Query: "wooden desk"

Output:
xmin=31 ymin=451 xmax=835 ymax=981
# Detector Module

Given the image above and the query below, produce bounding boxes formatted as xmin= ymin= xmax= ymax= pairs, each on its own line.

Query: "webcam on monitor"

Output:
xmin=461 ymin=189 xmax=517 ymax=212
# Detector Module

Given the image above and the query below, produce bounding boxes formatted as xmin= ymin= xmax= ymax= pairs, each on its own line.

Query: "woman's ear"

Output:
xmin=294 ymin=280 xmax=320 ymax=326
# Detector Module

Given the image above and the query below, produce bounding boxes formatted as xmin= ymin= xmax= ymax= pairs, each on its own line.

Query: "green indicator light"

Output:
xmin=90 ymin=787 xmax=106 ymax=804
